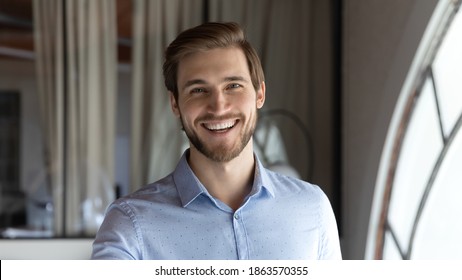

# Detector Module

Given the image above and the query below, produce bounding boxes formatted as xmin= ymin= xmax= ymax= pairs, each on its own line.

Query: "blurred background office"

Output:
xmin=0 ymin=0 xmax=461 ymax=259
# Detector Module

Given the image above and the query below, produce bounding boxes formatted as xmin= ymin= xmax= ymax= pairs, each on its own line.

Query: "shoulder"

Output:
xmin=110 ymin=173 xmax=180 ymax=211
xmin=261 ymin=167 xmax=335 ymax=220
xmin=263 ymin=167 xmax=325 ymax=198
xmin=96 ymin=173 xmax=181 ymax=242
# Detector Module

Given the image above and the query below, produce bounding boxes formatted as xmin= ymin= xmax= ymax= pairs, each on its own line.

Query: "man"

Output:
xmin=91 ymin=22 xmax=341 ymax=260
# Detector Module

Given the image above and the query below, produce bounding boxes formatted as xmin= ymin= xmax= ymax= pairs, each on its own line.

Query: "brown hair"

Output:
xmin=163 ymin=22 xmax=265 ymax=101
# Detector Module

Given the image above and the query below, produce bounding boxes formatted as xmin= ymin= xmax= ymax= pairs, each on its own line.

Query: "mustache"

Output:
xmin=196 ymin=113 xmax=244 ymax=123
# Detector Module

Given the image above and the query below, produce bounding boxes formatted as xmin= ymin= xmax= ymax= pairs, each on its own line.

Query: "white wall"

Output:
xmin=0 ymin=239 xmax=93 ymax=259
xmin=341 ymin=0 xmax=438 ymax=259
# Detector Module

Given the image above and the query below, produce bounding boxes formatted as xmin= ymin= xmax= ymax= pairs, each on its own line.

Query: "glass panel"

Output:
xmin=0 ymin=61 xmax=52 ymax=237
xmin=387 ymin=78 xmax=443 ymax=249
xmin=382 ymin=231 xmax=403 ymax=259
xmin=411 ymin=123 xmax=462 ymax=259
xmin=432 ymin=9 xmax=462 ymax=137
xmin=0 ymin=92 xmax=23 ymax=229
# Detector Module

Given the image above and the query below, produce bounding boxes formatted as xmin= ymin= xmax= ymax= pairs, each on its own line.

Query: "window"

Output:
xmin=368 ymin=0 xmax=462 ymax=259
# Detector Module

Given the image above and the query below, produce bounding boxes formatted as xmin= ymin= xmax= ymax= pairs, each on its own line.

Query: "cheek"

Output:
xmin=178 ymin=102 xmax=201 ymax=123
xmin=244 ymin=98 xmax=260 ymax=114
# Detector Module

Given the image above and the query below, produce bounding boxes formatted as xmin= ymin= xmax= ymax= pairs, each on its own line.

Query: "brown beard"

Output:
xmin=180 ymin=111 xmax=257 ymax=162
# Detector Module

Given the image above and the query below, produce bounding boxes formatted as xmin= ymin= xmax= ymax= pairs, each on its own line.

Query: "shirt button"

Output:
xmin=234 ymin=213 xmax=240 ymax=220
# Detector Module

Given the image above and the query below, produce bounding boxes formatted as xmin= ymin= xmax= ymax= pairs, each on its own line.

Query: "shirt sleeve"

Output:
xmin=91 ymin=201 xmax=143 ymax=260
xmin=318 ymin=190 xmax=342 ymax=260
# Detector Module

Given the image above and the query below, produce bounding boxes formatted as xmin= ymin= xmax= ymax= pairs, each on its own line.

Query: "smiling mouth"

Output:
xmin=202 ymin=120 xmax=238 ymax=132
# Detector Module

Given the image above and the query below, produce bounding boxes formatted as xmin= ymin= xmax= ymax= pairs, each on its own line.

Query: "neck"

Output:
xmin=188 ymin=142 xmax=255 ymax=211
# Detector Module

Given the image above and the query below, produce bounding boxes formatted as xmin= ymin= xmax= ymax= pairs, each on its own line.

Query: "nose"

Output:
xmin=207 ymin=89 xmax=229 ymax=113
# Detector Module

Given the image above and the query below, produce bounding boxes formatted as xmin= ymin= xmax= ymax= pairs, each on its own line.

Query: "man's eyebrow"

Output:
xmin=182 ymin=76 xmax=249 ymax=90
xmin=182 ymin=79 xmax=207 ymax=90
xmin=224 ymin=76 xmax=248 ymax=82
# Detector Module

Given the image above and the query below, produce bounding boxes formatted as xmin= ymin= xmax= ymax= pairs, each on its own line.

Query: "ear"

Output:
xmin=169 ymin=91 xmax=180 ymax=118
xmin=256 ymin=81 xmax=266 ymax=109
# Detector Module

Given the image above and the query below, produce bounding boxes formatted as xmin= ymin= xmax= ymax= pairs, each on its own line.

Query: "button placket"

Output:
xmin=232 ymin=211 xmax=248 ymax=259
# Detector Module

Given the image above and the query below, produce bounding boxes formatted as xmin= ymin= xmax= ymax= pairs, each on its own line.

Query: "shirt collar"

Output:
xmin=173 ymin=149 xmax=276 ymax=208
xmin=251 ymin=154 xmax=276 ymax=198
xmin=172 ymin=150 xmax=205 ymax=207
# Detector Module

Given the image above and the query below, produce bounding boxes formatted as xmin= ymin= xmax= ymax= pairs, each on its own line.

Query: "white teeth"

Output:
xmin=205 ymin=121 xmax=236 ymax=131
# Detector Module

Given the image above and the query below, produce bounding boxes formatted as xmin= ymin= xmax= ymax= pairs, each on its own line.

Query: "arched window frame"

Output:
xmin=366 ymin=0 xmax=462 ymax=260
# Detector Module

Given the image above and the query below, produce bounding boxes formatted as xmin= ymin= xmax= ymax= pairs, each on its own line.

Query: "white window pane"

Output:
xmin=433 ymin=10 xmax=462 ymax=137
xmin=382 ymin=231 xmax=403 ymax=260
xmin=411 ymin=124 xmax=462 ymax=259
xmin=387 ymin=79 xmax=443 ymax=249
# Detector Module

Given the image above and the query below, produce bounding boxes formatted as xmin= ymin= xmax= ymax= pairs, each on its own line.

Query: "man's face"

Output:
xmin=170 ymin=47 xmax=265 ymax=162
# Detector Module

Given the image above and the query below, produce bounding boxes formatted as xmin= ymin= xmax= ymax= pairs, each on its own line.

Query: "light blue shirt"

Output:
xmin=91 ymin=150 xmax=342 ymax=260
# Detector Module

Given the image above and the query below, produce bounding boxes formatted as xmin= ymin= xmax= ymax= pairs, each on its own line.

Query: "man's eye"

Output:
xmin=191 ymin=88 xmax=205 ymax=94
xmin=228 ymin=83 xmax=241 ymax=89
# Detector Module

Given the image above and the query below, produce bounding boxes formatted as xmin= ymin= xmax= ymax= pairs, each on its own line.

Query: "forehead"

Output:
xmin=177 ymin=47 xmax=250 ymax=84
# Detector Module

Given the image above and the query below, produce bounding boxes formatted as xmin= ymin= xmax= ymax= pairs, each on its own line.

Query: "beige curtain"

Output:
xmin=130 ymin=0 xmax=202 ymax=192
xmin=33 ymin=0 xmax=65 ymax=236
xmin=33 ymin=0 xmax=117 ymax=236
